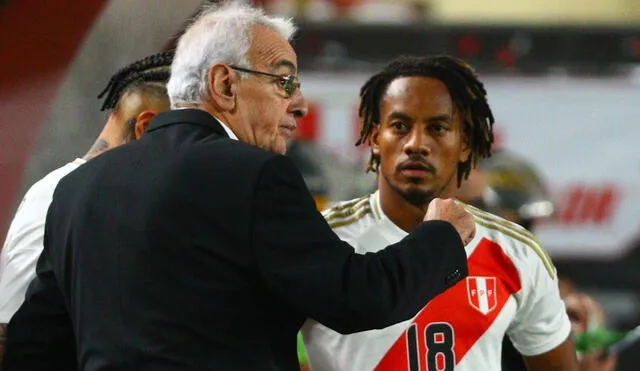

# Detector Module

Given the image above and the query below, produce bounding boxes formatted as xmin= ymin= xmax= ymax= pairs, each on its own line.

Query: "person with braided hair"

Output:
xmin=84 ymin=50 xmax=173 ymax=159
xmin=301 ymin=55 xmax=579 ymax=371
xmin=0 ymin=51 xmax=171 ymax=363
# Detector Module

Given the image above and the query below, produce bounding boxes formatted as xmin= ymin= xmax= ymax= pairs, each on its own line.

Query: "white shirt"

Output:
xmin=0 ymin=158 xmax=86 ymax=322
xmin=302 ymin=191 xmax=571 ymax=371
xmin=218 ymin=119 xmax=238 ymax=140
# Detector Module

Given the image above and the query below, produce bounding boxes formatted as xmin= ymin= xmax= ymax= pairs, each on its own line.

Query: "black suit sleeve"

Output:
xmin=252 ymin=155 xmax=468 ymax=334
xmin=2 ymin=211 xmax=76 ymax=370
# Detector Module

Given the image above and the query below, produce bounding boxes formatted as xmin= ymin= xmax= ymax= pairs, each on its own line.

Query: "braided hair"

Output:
xmin=357 ymin=55 xmax=495 ymax=186
xmin=97 ymin=50 xmax=174 ymax=111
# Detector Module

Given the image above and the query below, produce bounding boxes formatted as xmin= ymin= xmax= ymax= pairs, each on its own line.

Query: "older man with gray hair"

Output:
xmin=3 ymin=2 xmax=474 ymax=370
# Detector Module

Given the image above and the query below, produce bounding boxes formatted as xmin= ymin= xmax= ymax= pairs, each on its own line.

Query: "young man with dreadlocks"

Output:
xmin=0 ymin=51 xmax=172 ymax=358
xmin=301 ymin=55 xmax=579 ymax=371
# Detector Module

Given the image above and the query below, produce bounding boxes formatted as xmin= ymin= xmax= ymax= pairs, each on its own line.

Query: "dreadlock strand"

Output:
xmin=101 ymin=68 xmax=171 ymax=111
xmin=100 ymin=51 xmax=174 ymax=98
xmin=98 ymin=51 xmax=174 ymax=111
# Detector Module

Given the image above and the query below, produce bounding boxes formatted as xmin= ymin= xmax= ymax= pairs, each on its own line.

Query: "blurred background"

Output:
xmin=1 ymin=0 xmax=639 ymax=368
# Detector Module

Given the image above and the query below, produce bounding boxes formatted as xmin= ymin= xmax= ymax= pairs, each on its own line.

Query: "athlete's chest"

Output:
xmin=361 ymin=237 xmax=523 ymax=371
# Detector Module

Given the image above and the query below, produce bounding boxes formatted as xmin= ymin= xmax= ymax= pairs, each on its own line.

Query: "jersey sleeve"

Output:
xmin=0 ymin=187 xmax=52 ymax=322
xmin=506 ymin=239 xmax=571 ymax=357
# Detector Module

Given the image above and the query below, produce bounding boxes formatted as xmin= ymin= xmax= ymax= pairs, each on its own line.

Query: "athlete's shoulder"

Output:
xmin=322 ymin=194 xmax=374 ymax=231
xmin=2 ymin=160 xmax=84 ymax=253
xmin=22 ymin=159 xmax=85 ymax=204
xmin=461 ymin=202 xmax=556 ymax=279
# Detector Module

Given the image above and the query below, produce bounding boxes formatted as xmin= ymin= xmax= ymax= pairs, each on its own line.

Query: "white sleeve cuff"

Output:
xmin=0 ymin=311 xmax=15 ymax=323
xmin=512 ymin=317 xmax=572 ymax=356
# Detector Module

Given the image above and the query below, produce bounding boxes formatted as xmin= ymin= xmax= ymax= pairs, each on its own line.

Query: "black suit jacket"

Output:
xmin=4 ymin=109 xmax=468 ymax=371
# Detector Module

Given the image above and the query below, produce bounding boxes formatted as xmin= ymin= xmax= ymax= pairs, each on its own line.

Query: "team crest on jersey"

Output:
xmin=466 ymin=276 xmax=497 ymax=315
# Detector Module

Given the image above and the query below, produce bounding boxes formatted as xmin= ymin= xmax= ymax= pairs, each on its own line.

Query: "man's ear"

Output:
xmin=134 ymin=111 xmax=156 ymax=139
xmin=459 ymin=129 xmax=471 ymax=163
xmin=207 ymin=64 xmax=237 ymax=111
xmin=370 ymin=124 xmax=381 ymax=157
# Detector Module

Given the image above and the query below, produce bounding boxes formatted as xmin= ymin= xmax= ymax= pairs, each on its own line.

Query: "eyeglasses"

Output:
xmin=229 ymin=65 xmax=300 ymax=98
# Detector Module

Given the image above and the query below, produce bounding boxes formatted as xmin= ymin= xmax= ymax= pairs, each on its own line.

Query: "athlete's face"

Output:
xmin=371 ymin=76 xmax=470 ymax=207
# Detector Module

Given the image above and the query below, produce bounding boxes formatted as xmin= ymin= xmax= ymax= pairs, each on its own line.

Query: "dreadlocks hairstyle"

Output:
xmin=356 ymin=55 xmax=495 ymax=186
xmin=97 ymin=50 xmax=175 ymax=111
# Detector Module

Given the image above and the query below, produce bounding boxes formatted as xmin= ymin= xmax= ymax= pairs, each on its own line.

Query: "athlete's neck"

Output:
xmin=378 ymin=175 xmax=460 ymax=233
xmin=84 ymin=137 xmax=113 ymax=160
xmin=83 ymin=120 xmax=127 ymax=160
xmin=378 ymin=178 xmax=427 ymax=233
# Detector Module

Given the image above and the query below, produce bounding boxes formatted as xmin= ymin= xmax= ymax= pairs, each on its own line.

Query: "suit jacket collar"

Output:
xmin=146 ymin=109 xmax=228 ymax=137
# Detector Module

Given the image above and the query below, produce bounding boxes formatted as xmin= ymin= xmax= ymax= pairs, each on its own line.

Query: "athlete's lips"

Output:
xmin=398 ymin=161 xmax=435 ymax=173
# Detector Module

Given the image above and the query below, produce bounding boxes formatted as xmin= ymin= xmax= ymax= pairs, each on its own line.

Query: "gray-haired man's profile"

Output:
xmin=3 ymin=2 xmax=474 ymax=370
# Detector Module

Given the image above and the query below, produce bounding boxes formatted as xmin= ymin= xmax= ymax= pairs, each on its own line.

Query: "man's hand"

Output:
xmin=564 ymin=293 xmax=606 ymax=334
xmin=424 ymin=198 xmax=475 ymax=245
xmin=563 ymin=293 xmax=617 ymax=371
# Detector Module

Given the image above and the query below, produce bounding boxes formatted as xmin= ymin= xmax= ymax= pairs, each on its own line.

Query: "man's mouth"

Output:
xmin=279 ymin=124 xmax=297 ymax=139
xmin=398 ymin=161 xmax=435 ymax=177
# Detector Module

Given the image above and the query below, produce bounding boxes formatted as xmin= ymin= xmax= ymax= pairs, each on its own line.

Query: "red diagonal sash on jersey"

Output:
xmin=375 ymin=238 xmax=522 ymax=370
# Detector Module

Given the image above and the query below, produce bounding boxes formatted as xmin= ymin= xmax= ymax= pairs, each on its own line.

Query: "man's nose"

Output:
xmin=403 ymin=128 xmax=431 ymax=156
xmin=288 ymin=90 xmax=308 ymax=118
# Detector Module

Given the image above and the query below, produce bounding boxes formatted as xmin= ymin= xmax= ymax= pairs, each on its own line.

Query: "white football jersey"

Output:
xmin=0 ymin=158 xmax=86 ymax=322
xmin=301 ymin=191 xmax=571 ymax=371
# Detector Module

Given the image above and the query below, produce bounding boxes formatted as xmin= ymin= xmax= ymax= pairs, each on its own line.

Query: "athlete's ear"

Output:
xmin=371 ymin=124 xmax=380 ymax=157
xmin=134 ymin=111 xmax=156 ymax=139
xmin=459 ymin=126 xmax=471 ymax=163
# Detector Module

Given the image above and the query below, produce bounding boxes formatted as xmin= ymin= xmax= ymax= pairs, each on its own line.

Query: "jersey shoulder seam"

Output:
xmin=323 ymin=195 xmax=371 ymax=229
xmin=461 ymin=202 xmax=556 ymax=278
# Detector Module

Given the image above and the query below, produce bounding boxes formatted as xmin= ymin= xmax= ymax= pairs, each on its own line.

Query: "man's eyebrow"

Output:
xmin=427 ymin=114 xmax=453 ymax=123
xmin=387 ymin=112 xmax=412 ymax=122
xmin=271 ymin=59 xmax=297 ymax=74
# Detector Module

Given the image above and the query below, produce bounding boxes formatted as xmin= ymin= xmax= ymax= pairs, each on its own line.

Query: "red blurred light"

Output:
xmin=631 ymin=37 xmax=640 ymax=57
xmin=296 ymin=102 xmax=319 ymax=141
xmin=496 ymin=47 xmax=516 ymax=67
xmin=457 ymin=35 xmax=481 ymax=57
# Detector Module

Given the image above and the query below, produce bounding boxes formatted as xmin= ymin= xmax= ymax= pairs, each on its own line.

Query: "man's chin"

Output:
xmin=273 ymin=145 xmax=287 ymax=155
xmin=259 ymin=139 xmax=287 ymax=155
xmin=277 ymin=137 xmax=290 ymax=155
xmin=399 ymin=186 xmax=436 ymax=208
xmin=384 ymin=174 xmax=437 ymax=207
